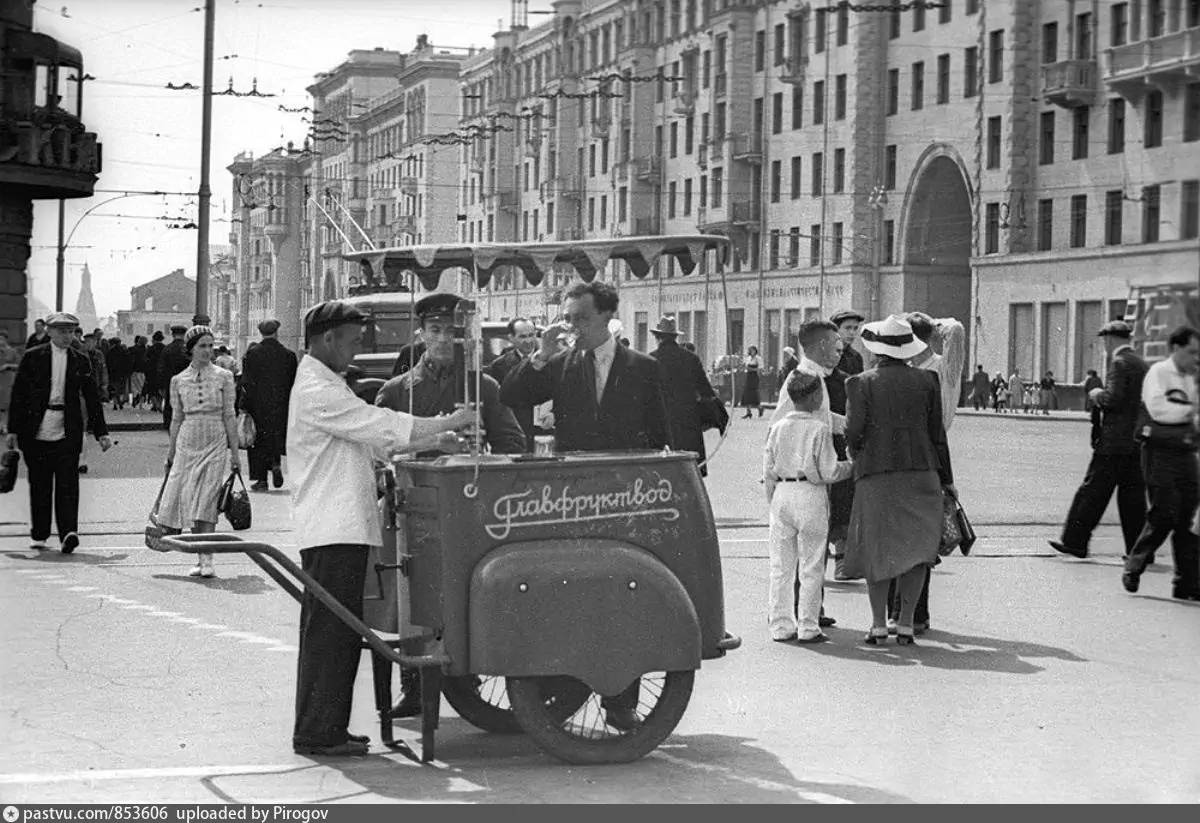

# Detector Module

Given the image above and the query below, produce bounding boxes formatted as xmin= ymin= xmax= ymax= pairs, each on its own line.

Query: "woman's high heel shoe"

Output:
xmin=863 ymin=627 xmax=889 ymax=645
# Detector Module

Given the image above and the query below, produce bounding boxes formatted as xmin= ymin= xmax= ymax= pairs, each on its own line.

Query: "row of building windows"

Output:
xmin=1041 ymin=2 xmax=1200 ymax=62
xmin=1037 ymin=85 xmax=1200 ymax=165
xmin=984 ymin=179 xmax=1200 ymax=254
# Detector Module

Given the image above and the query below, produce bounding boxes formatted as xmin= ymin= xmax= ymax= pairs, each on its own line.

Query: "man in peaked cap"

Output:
xmin=7 ymin=313 xmax=112 ymax=554
xmin=829 ymin=309 xmax=866 ymax=376
xmin=287 ymin=299 xmax=475 ymax=756
xmin=1050 ymin=320 xmax=1149 ymax=559
xmin=241 ymin=318 xmax=298 ymax=491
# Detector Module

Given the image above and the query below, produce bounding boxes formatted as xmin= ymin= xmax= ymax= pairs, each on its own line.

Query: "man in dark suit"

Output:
xmin=143 ymin=330 xmax=165 ymax=412
xmin=484 ymin=317 xmax=541 ymax=450
xmin=501 ymin=281 xmax=671 ymax=454
xmin=830 ymin=309 xmax=865 ymax=376
xmin=649 ymin=314 xmax=719 ymax=476
xmin=1051 ymin=321 xmax=1149 ymax=559
xmin=7 ymin=313 xmax=112 ymax=553
xmin=158 ymin=324 xmax=190 ymax=429
xmin=500 ymin=280 xmax=671 ymax=733
xmin=241 ymin=318 xmax=299 ymax=491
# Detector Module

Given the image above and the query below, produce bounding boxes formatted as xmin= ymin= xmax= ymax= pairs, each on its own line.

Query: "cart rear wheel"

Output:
xmin=506 ymin=671 xmax=694 ymax=765
xmin=441 ymin=674 xmax=591 ymax=734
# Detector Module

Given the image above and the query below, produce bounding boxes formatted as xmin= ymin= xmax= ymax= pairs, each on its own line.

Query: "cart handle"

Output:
xmin=159 ymin=534 xmax=447 ymax=671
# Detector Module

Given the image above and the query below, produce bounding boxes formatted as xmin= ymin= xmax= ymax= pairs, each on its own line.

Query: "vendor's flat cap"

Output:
xmin=304 ymin=300 xmax=371 ymax=339
xmin=45 ymin=312 xmax=80 ymax=328
xmin=829 ymin=309 xmax=865 ymax=325
xmin=170 ymin=324 xmax=188 ymax=334
xmin=1098 ymin=320 xmax=1133 ymax=338
xmin=414 ymin=292 xmax=462 ymax=320
xmin=258 ymin=318 xmax=281 ymax=335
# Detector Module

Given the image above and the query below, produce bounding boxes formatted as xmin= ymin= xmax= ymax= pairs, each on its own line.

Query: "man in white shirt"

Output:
xmin=1122 ymin=326 xmax=1200 ymax=601
xmin=6 ymin=313 xmax=112 ymax=554
xmin=288 ymin=300 xmax=474 ymax=757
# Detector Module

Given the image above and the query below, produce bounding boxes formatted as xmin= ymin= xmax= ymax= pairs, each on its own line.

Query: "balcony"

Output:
xmin=497 ymin=190 xmax=519 ymax=212
xmin=714 ymin=73 xmax=727 ymax=98
xmin=371 ymin=186 xmax=394 ymax=200
xmin=391 ymin=214 xmax=415 ymax=233
xmin=779 ymin=55 xmax=808 ymax=85
xmin=1105 ymin=27 xmax=1200 ymax=89
xmin=730 ymin=199 xmax=761 ymax=225
xmin=672 ymin=88 xmax=697 ymax=115
xmin=697 ymin=141 xmax=709 ymax=169
xmin=591 ymin=115 xmax=611 ymax=138
xmin=525 ymin=136 xmax=541 ymax=158
xmin=469 ymin=157 xmax=485 ymax=174
xmin=634 ymin=216 xmax=660 ymax=235
xmin=635 ymin=155 xmax=662 ymax=182
xmin=613 ymin=160 xmax=629 ymax=182
xmin=399 ymin=176 xmax=418 ymax=195
xmin=731 ymin=131 xmax=763 ymax=164
xmin=1041 ymin=59 xmax=1098 ymax=108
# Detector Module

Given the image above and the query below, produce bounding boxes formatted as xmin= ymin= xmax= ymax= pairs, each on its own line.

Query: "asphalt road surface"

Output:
xmin=2 ymin=412 xmax=1198 ymax=803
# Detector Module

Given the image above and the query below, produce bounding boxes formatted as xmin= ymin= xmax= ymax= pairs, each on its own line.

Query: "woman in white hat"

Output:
xmin=843 ymin=315 xmax=956 ymax=645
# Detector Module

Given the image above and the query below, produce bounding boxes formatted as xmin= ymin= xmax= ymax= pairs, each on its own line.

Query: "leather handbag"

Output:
xmin=697 ymin=395 xmax=730 ymax=435
xmin=236 ymin=412 xmax=257 ymax=450
xmin=144 ymin=468 xmax=171 ymax=551
xmin=0 ymin=447 xmax=19 ymax=494
xmin=952 ymin=493 xmax=977 ymax=556
xmin=217 ymin=469 xmax=252 ymax=531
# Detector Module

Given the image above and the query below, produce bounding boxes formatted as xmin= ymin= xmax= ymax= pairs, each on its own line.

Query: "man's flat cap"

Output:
xmin=45 ymin=312 xmax=80 ymax=328
xmin=1098 ymin=320 xmax=1133 ymax=338
xmin=170 ymin=324 xmax=188 ymax=334
xmin=414 ymin=292 xmax=462 ymax=321
xmin=829 ymin=309 xmax=865 ymax=325
xmin=258 ymin=318 xmax=281 ymax=336
xmin=304 ymin=300 xmax=371 ymax=339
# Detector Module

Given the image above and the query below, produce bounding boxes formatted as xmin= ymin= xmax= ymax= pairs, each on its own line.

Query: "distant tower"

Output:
xmin=74 ymin=262 xmax=100 ymax=331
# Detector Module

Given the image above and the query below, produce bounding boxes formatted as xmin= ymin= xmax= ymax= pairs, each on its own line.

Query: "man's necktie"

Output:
xmin=583 ymin=349 xmax=599 ymax=408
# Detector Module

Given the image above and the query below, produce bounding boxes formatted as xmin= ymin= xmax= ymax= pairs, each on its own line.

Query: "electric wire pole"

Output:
xmin=194 ymin=0 xmax=215 ymax=326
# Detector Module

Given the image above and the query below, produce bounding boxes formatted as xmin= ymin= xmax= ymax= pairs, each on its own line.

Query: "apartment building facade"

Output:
xmin=459 ymin=0 xmax=1199 ymax=382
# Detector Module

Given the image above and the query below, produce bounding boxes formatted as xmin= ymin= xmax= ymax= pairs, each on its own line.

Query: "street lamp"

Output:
xmin=56 ymin=192 xmax=166 ymax=311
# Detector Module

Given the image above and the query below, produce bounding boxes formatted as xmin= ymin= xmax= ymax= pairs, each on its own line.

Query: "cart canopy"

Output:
xmin=343 ymin=234 xmax=731 ymax=292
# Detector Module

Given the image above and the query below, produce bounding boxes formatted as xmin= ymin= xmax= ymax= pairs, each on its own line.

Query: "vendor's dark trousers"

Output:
xmin=1060 ymin=451 xmax=1146 ymax=554
xmin=23 ymin=440 xmax=81 ymax=542
xmin=889 ymin=568 xmax=930 ymax=625
xmin=1124 ymin=448 xmax=1199 ymax=595
xmin=293 ymin=545 xmax=369 ymax=748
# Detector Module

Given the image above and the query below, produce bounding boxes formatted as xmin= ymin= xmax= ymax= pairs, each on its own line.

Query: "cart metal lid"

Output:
xmin=343 ymin=234 xmax=731 ymax=292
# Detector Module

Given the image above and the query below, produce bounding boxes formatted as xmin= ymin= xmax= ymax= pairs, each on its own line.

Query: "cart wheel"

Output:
xmin=506 ymin=671 xmax=694 ymax=765
xmin=441 ymin=674 xmax=590 ymax=734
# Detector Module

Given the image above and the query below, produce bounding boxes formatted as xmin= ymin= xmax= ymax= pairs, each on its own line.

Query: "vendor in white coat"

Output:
xmin=287 ymin=300 xmax=473 ymax=757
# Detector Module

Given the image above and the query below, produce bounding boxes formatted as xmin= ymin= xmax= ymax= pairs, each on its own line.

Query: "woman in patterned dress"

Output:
xmin=158 ymin=326 xmax=240 ymax=578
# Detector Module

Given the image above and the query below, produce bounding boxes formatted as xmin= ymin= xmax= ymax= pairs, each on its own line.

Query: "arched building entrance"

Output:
xmin=899 ymin=146 xmax=974 ymax=368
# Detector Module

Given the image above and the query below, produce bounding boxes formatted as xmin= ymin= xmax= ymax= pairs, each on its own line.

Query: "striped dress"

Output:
xmin=158 ymin=363 xmax=236 ymax=528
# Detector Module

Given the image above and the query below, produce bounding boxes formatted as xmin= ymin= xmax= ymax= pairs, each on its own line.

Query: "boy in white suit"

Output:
xmin=763 ymin=371 xmax=854 ymax=643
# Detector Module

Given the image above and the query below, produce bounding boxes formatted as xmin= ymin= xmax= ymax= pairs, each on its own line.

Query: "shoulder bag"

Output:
xmin=0 ymin=446 xmax=20 ymax=494
xmin=217 ymin=469 xmax=252 ymax=531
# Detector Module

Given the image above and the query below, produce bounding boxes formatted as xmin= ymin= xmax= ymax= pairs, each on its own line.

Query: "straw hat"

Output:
xmin=859 ymin=314 xmax=927 ymax=359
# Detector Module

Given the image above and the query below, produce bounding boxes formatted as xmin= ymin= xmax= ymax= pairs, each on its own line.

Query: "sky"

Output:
xmin=28 ymin=0 xmax=513 ymax=322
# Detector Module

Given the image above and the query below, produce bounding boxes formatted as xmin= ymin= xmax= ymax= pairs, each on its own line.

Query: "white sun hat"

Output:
xmin=859 ymin=314 xmax=928 ymax=359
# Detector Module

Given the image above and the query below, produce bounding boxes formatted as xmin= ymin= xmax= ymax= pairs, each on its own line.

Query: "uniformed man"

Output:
xmin=375 ymin=292 xmax=526 ymax=457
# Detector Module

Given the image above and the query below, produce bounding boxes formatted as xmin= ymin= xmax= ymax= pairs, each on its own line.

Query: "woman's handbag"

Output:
xmin=236 ymin=412 xmax=256 ymax=450
xmin=217 ymin=469 xmax=252 ymax=531
xmin=0 ymin=446 xmax=20 ymax=494
xmin=144 ymin=469 xmax=171 ymax=551
xmin=938 ymin=491 xmax=963 ymax=556
xmin=952 ymin=494 xmax=977 ymax=556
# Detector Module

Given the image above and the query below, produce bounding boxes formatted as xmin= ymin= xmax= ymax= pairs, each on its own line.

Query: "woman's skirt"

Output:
xmin=843 ymin=469 xmax=942 ymax=583
xmin=158 ymin=415 xmax=230 ymax=528
xmin=740 ymin=372 xmax=761 ymax=406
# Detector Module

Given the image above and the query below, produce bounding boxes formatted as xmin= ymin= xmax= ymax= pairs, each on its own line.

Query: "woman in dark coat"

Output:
xmin=649 ymin=316 xmax=720 ymax=476
xmin=105 ymin=338 xmax=132 ymax=409
xmin=740 ymin=346 xmax=762 ymax=418
xmin=844 ymin=315 xmax=955 ymax=646
xmin=143 ymin=331 xmax=165 ymax=412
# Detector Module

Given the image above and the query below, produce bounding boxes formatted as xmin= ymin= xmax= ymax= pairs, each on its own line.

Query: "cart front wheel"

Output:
xmin=506 ymin=671 xmax=694 ymax=765
xmin=442 ymin=674 xmax=591 ymax=734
